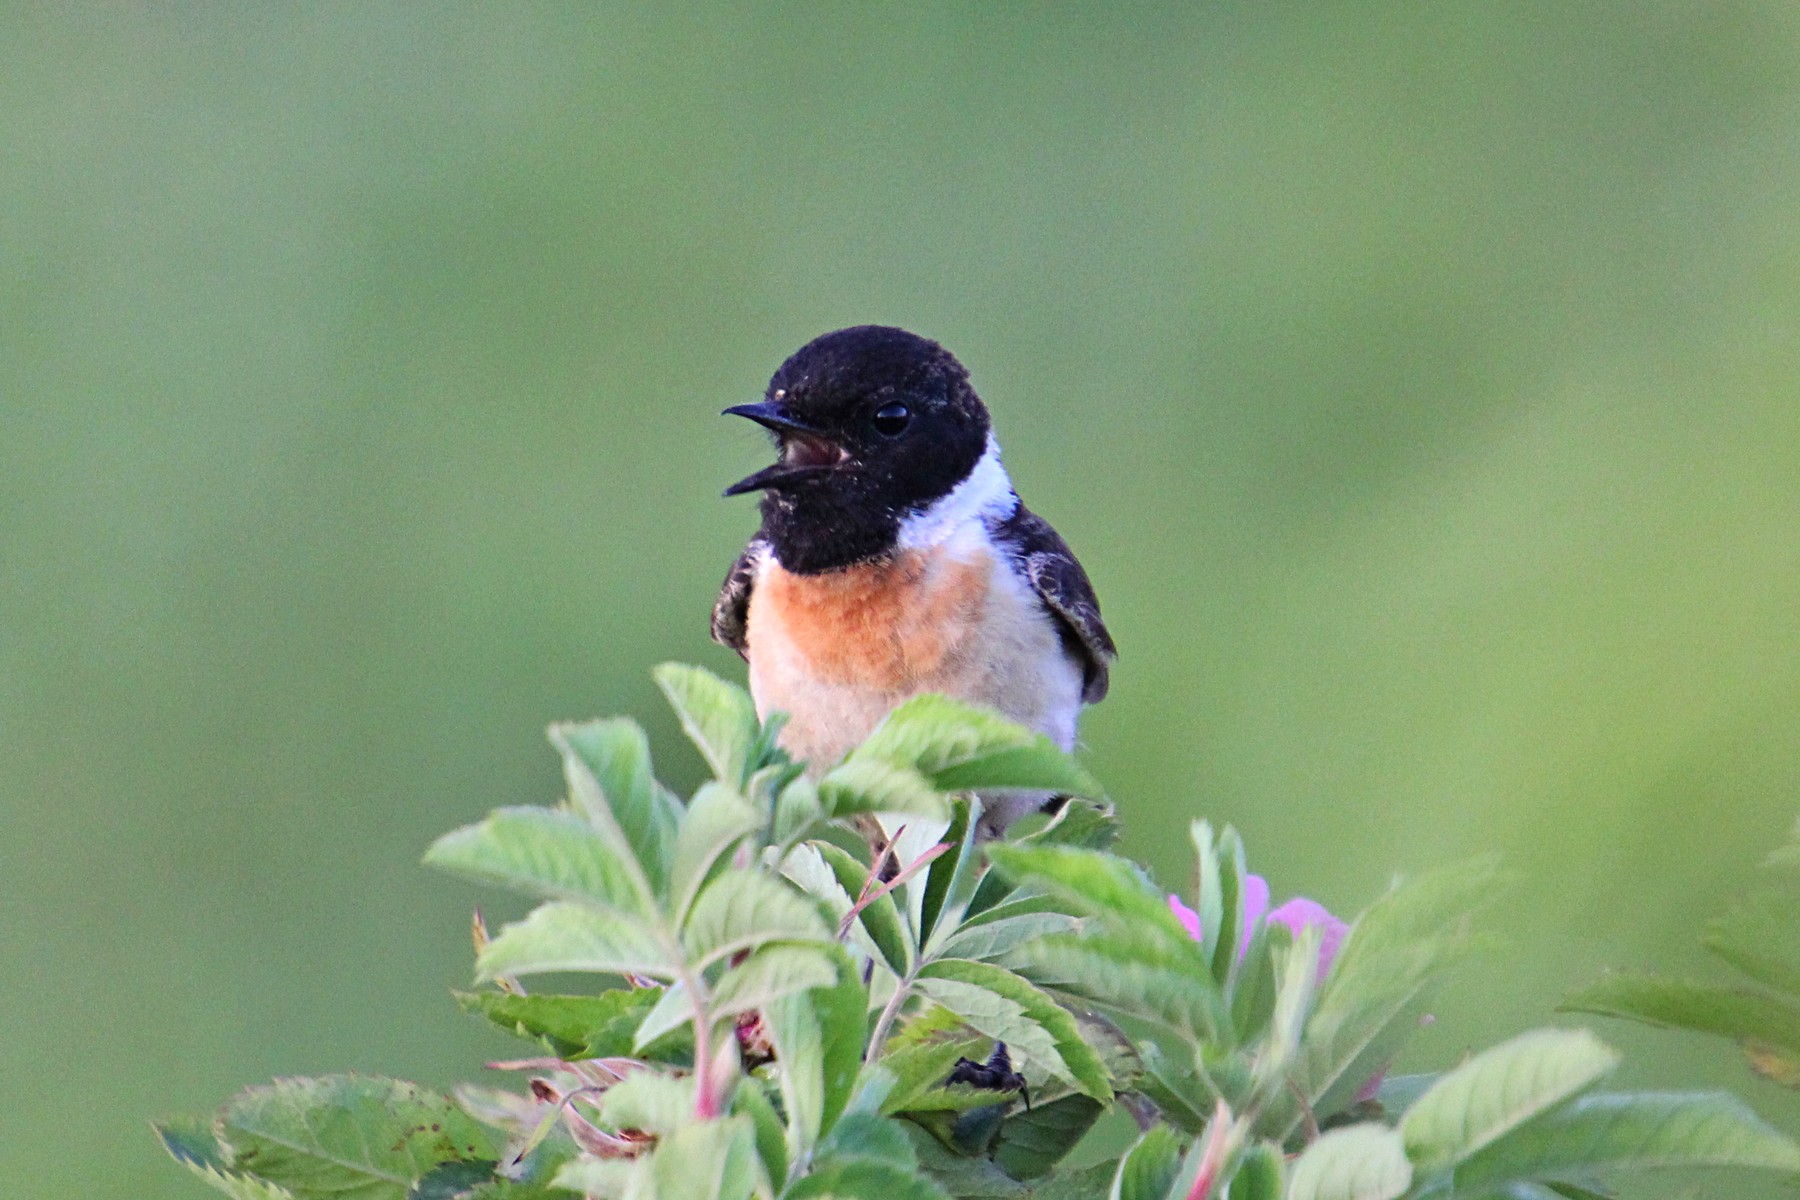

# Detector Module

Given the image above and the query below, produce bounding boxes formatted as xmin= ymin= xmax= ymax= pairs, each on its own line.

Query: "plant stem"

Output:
xmin=864 ymin=972 xmax=914 ymax=1064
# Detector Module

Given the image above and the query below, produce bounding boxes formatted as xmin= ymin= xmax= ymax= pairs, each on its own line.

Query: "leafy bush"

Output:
xmin=158 ymin=666 xmax=1800 ymax=1199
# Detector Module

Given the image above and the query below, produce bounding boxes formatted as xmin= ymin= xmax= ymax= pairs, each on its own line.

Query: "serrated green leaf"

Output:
xmin=1287 ymin=1124 xmax=1412 ymax=1200
xmin=654 ymin=663 xmax=760 ymax=787
xmin=1452 ymin=1090 xmax=1800 ymax=1190
xmin=477 ymin=901 xmax=673 ymax=980
xmin=158 ymin=1117 xmax=301 ymax=1200
xmin=992 ymin=1095 xmax=1103 ymax=1180
xmin=937 ymin=911 xmax=1081 ymax=965
xmin=669 ymin=782 xmax=763 ymax=925
xmin=454 ymin=989 xmax=663 ymax=1059
xmin=550 ymin=718 xmax=676 ymax=896
xmin=1400 ymin=1028 xmax=1619 ymax=1171
xmin=176 ymin=1162 xmax=300 ymax=1200
xmin=712 ymin=945 xmax=839 ymax=1020
xmin=879 ymin=1007 xmax=994 ymax=1113
xmin=213 ymin=1076 xmax=495 ymax=1200
xmin=1706 ymin=887 xmax=1800 ymax=998
xmin=915 ymin=959 xmax=1111 ymax=1100
xmin=680 ymin=868 xmax=830 ymax=967
xmin=983 ymin=845 xmax=1188 ymax=942
xmin=820 ymin=757 xmax=950 ymax=819
xmin=929 ymin=745 xmax=1102 ymax=799
xmin=1560 ymin=974 xmax=1800 ymax=1055
xmin=848 ymin=696 xmax=1101 ymax=799
xmin=1009 ymin=935 xmax=1223 ymax=1039
xmin=425 ymin=808 xmax=649 ymax=915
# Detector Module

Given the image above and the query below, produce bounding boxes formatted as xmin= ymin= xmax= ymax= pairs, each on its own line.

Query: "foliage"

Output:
xmin=159 ymin=667 xmax=1800 ymax=1199
xmin=1564 ymin=820 xmax=1800 ymax=1090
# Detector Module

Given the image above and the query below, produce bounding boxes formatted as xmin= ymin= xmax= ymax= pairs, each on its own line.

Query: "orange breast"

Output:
xmin=757 ymin=548 xmax=992 ymax=690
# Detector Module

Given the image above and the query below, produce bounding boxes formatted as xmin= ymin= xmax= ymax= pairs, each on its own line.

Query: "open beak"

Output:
xmin=722 ymin=402 xmax=847 ymax=496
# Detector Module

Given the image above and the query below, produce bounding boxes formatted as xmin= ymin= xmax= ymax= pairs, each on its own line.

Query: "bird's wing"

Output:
xmin=710 ymin=538 xmax=766 ymax=659
xmin=995 ymin=505 xmax=1116 ymax=704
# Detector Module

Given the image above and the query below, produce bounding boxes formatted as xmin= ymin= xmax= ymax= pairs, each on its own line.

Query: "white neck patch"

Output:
xmin=896 ymin=435 xmax=1017 ymax=552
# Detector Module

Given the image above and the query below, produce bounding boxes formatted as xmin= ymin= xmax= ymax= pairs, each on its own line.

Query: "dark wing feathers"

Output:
xmin=711 ymin=539 xmax=764 ymax=659
xmin=996 ymin=505 xmax=1116 ymax=704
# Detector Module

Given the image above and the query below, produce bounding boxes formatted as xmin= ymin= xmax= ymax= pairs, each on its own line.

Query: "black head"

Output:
xmin=723 ymin=326 xmax=992 ymax=573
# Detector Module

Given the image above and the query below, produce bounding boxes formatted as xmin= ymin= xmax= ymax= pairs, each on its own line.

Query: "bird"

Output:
xmin=711 ymin=325 xmax=1115 ymax=834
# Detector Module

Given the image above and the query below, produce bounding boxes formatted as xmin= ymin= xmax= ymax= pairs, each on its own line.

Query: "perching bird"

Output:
xmin=712 ymin=325 xmax=1114 ymax=833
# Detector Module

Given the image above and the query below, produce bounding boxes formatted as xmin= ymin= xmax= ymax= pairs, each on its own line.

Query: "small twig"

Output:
xmin=1285 ymin=1074 xmax=1321 ymax=1143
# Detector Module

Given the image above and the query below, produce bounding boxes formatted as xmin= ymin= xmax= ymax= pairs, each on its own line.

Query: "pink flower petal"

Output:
xmin=1169 ymin=894 xmax=1202 ymax=941
xmin=1267 ymin=897 xmax=1349 ymax=981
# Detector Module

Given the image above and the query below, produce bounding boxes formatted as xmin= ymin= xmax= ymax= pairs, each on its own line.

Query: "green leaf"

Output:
xmin=775 ymin=776 xmax=827 ymax=846
xmin=549 ymin=718 xmax=676 ymax=896
xmin=453 ymin=989 xmax=664 ymax=1059
xmin=983 ymin=845 xmax=1187 ymax=939
xmin=1226 ymin=1142 xmax=1283 ymax=1200
xmin=806 ymin=840 xmax=914 ymax=978
xmin=669 ymin=783 xmax=763 ymax=925
xmin=1187 ymin=821 xmax=1225 ymax=980
xmin=819 ymin=757 xmax=950 ymax=819
xmin=632 ymin=981 xmax=696 ymax=1051
xmin=735 ymin=1081 xmax=788 ymax=1191
xmin=1009 ymin=936 xmax=1223 ymax=1039
xmin=902 ymin=1122 xmax=1032 ymax=1197
xmin=711 ymin=945 xmax=839 ymax=1020
xmin=992 ymin=1095 xmax=1104 ymax=1179
xmin=915 ymin=959 xmax=1112 ymax=1100
xmin=598 ymin=1071 xmax=694 ymax=1137
xmin=1453 ymin=1090 xmax=1800 ymax=1191
xmin=1250 ymin=923 xmax=1321 ymax=1102
xmin=936 ymin=910 xmax=1081 ymax=965
xmin=1286 ymin=1124 xmax=1413 ymax=1200
xmin=879 ymin=1006 xmax=994 ymax=1113
xmin=786 ymin=1157 xmax=951 ymax=1200
xmin=1285 ymin=858 xmax=1499 ymax=1129
xmin=212 ymin=1076 xmax=495 ymax=1200
xmin=477 ymin=901 xmax=673 ymax=980
xmin=559 ymin=1116 xmax=760 ymax=1200
xmin=849 ymin=695 xmax=1100 ymax=798
xmin=1561 ymin=974 xmax=1800 ymax=1055
xmin=681 ymin=868 xmax=830 ymax=967
xmin=1706 ymin=887 xmax=1800 ymax=997
xmin=425 ymin=808 xmax=649 ymax=915
xmin=157 ymin=1117 xmax=301 ymax=1200
xmin=1400 ymin=1028 xmax=1619 ymax=1172
xmin=654 ymin=663 xmax=760 ymax=786
xmin=1110 ymin=1125 xmax=1182 ymax=1200
xmin=817 ymin=1110 xmax=919 ymax=1168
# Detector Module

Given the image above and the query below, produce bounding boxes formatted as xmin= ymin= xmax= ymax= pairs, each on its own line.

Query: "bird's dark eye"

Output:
xmin=872 ymin=402 xmax=911 ymax=437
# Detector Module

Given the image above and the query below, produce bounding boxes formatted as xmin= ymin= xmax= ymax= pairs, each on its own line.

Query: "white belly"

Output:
xmin=744 ymin=544 xmax=1085 ymax=774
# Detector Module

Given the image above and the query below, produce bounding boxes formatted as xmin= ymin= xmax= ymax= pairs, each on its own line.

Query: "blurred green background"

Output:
xmin=6 ymin=5 xmax=1800 ymax=1196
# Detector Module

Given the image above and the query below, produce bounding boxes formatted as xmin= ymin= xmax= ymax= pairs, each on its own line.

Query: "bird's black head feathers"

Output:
xmin=724 ymin=325 xmax=993 ymax=573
